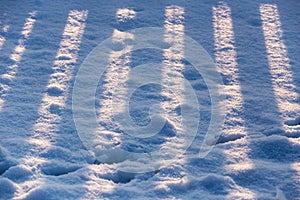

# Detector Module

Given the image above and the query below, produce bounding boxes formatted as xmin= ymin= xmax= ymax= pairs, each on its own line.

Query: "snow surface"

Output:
xmin=0 ymin=0 xmax=300 ymax=199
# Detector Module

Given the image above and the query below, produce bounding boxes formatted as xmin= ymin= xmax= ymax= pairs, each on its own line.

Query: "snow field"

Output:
xmin=0 ymin=1 xmax=299 ymax=199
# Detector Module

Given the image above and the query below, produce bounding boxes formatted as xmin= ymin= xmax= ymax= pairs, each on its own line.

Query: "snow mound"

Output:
xmin=0 ymin=178 xmax=16 ymax=199
xmin=2 ymin=165 xmax=32 ymax=182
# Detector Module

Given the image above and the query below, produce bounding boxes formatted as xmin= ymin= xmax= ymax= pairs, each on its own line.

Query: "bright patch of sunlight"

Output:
xmin=155 ymin=5 xmax=186 ymax=189
xmin=0 ymin=24 xmax=9 ymax=50
xmin=0 ymin=11 xmax=36 ymax=111
xmin=161 ymin=5 xmax=185 ymax=135
xmin=95 ymin=12 xmax=134 ymax=163
xmin=28 ymin=10 xmax=88 ymax=150
xmin=260 ymin=4 xmax=300 ymax=134
xmin=116 ymin=8 xmax=136 ymax=22
xmin=213 ymin=2 xmax=253 ymax=173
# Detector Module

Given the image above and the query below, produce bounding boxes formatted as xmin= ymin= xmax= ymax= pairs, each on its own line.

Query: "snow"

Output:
xmin=213 ymin=2 xmax=247 ymax=144
xmin=0 ymin=11 xmax=36 ymax=111
xmin=0 ymin=0 xmax=300 ymax=199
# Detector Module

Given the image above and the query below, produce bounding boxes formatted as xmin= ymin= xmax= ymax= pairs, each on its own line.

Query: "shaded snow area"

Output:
xmin=0 ymin=0 xmax=300 ymax=199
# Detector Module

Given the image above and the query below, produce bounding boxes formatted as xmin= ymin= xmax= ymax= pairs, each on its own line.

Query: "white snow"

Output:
xmin=0 ymin=11 xmax=36 ymax=111
xmin=0 ymin=1 xmax=300 ymax=199
xmin=213 ymin=2 xmax=247 ymax=143
xmin=32 ymin=9 xmax=87 ymax=143
xmin=260 ymin=4 xmax=300 ymax=136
